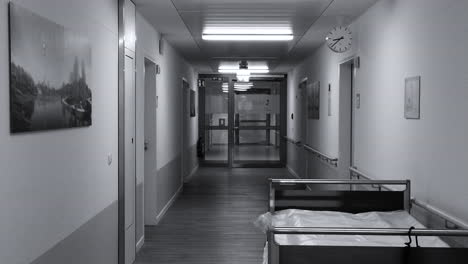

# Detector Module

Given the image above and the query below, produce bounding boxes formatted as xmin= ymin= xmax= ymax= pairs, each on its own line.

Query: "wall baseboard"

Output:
xmin=136 ymin=235 xmax=144 ymax=253
xmin=184 ymin=164 xmax=199 ymax=183
xmin=154 ymin=185 xmax=183 ymax=225
xmin=287 ymin=165 xmax=301 ymax=179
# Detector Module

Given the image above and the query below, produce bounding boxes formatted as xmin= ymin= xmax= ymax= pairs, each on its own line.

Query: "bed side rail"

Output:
xmin=269 ymin=179 xmax=411 ymax=213
xmin=271 ymin=227 xmax=468 ymax=237
xmin=267 ymin=226 xmax=468 ymax=264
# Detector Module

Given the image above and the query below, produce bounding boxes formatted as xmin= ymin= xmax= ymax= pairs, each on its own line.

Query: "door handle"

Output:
xmin=144 ymin=140 xmax=149 ymax=151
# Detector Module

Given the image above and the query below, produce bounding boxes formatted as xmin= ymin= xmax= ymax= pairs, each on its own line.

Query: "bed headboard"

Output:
xmin=269 ymin=179 xmax=411 ymax=213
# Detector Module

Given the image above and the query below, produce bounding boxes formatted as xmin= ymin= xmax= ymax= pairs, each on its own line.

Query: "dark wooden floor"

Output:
xmin=135 ymin=167 xmax=292 ymax=264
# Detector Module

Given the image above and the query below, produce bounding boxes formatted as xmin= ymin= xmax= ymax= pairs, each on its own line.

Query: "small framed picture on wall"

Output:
xmin=190 ymin=90 xmax=196 ymax=117
xmin=404 ymin=76 xmax=421 ymax=119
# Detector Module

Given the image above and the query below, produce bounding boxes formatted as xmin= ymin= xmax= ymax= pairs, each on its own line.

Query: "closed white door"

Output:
xmin=144 ymin=59 xmax=158 ymax=225
xmin=300 ymin=81 xmax=308 ymax=179
xmin=124 ymin=54 xmax=136 ymax=264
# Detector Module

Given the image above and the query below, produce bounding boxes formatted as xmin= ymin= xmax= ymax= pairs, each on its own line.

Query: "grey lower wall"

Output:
xmin=305 ymin=151 xmax=340 ymax=180
xmin=286 ymin=141 xmax=302 ymax=178
xmin=31 ymin=201 xmax=118 ymax=264
xmin=287 ymin=140 xmax=340 ymax=180
xmin=136 ymin=182 xmax=144 ymax=244
xmin=157 ymin=155 xmax=182 ymax=216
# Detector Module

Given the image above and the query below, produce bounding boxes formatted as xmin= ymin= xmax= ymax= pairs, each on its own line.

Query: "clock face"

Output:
xmin=326 ymin=26 xmax=352 ymax=53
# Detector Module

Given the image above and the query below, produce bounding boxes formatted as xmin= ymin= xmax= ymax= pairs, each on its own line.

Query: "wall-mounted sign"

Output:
xmin=404 ymin=76 xmax=421 ymax=119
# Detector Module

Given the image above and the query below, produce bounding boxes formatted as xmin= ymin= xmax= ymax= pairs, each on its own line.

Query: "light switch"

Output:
xmin=356 ymin=93 xmax=361 ymax=109
xmin=107 ymin=153 xmax=113 ymax=166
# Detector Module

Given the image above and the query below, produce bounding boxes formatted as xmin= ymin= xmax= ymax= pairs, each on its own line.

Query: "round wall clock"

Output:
xmin=326 ymin=26 xmax=352 ymax=53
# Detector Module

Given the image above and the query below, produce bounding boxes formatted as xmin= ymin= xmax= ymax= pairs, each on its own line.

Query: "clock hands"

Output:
xmin=331 ymin=36 xmax=344 ymax=48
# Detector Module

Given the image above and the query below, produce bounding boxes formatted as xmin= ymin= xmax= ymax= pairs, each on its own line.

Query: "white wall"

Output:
xmin=135 ymin=13 xmax=198 ymax=172
xmin=0 ymin=0 xmax=118 ymax=263
xmin=135 ymin=12 xmax=198 ymax=242
xmin=288 ymin=0 xmax=468 ymax=222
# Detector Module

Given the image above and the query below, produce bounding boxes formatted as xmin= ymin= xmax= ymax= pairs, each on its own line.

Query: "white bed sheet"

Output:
xmin=255 ymin=209 xmax=449 ymax=248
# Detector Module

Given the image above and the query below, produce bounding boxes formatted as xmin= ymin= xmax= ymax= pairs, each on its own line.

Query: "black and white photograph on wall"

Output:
xmin=9 ymin=3 xmax=92 ymax=133
xmin=190 ymin=90 xmax=196 ymax=117
xmin=328 ymin=84 xmax=332 ymax=117
xmin=404 ymin=76 xmax=421 ymax=119
xmin=307 ymin=81 xmax=320 ymax=119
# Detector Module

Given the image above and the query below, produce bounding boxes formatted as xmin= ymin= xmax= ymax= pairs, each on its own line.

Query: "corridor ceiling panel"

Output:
xmin=171 ymin=0 xmax=333 ymax=70
xmin=135 ymin=0 xmax=379 ymax=73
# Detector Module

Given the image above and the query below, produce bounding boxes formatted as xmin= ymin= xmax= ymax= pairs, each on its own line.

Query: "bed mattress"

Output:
xmin=255 ymin=209 xmax=449 ymax=248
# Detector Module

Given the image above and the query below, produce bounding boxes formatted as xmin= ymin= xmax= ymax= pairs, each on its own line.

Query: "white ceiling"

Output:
xmin=135 ymin=0 xmax=379 ymax=73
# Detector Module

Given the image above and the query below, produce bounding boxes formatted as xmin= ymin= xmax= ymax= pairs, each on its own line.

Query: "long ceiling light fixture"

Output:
xmin=203 ymin=28 xmax=294 ymax=41
xmin=218 ymin=65 xmax=269 ymax=74
xmin=203 ymin=34 xmax=293 ymax=41
xmin=219 ymin=67 xmax=269 ymax=74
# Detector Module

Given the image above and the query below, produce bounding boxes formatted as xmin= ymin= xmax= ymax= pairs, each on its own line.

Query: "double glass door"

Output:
xmin=198 ymin=75 xmax=286 ymax=167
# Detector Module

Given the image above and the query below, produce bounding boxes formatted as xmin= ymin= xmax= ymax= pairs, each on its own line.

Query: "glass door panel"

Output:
xmin=201 ymin=79 xmax=229 ymax=165
xmin=232 ymin=81 xmax=281 ymax=166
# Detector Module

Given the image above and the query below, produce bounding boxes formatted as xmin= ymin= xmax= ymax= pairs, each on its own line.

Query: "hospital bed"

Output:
xmin=257 ymin=178 xmax=468 ymax=264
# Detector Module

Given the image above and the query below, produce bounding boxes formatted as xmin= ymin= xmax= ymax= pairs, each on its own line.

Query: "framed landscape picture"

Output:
xmin=9 ymin=3 xmax=92 ymax=133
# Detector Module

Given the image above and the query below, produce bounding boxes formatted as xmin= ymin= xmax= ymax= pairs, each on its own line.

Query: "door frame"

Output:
xmin=338 ymin=56 xmax=357 ymax=175
xmin=197 ymin=74 xmax=231 ymax=167
xmin=117 ymin=1 xmax=125 ymax=263
xmin=123 ymin=50 xmax=136 ymax=264
xmin=143 ymin=56 xmax=158 ymax=228
xmin=299 ymin=77 xmax=308 ymax=178
xmin=230 ymin=76 xmax=287 ymax=168
xmin=181 ymin=77 xmax=189 ymax=180
xmin=197 ymin=74 xmax=287 ymax=168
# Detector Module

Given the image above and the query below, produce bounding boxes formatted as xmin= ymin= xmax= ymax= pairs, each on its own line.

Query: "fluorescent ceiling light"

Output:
xmin=220 ymin=65 xmax=268 ymax=71
xmin=204 ymin=28 xmax=292 ymax=35
xmin=250 ymin=74 xmax=286 ymax=78
xmin=219 ymin=69 xmax=269 ymax=74
xmin=234 ymin=83 xmax=253 ymax=88
xmin=218 ymin=65 xmax=269 ymax=76
xmin=203 ymin=34 xmax=293 ymax=41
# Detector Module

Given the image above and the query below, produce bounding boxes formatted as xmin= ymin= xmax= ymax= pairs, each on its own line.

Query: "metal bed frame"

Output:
xmin=267 ymin=179 xmax=468 ymax=264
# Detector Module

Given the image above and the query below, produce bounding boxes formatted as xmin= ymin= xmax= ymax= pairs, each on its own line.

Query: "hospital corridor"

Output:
xmin=1 ymin=0 xmax=468 ymax=264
